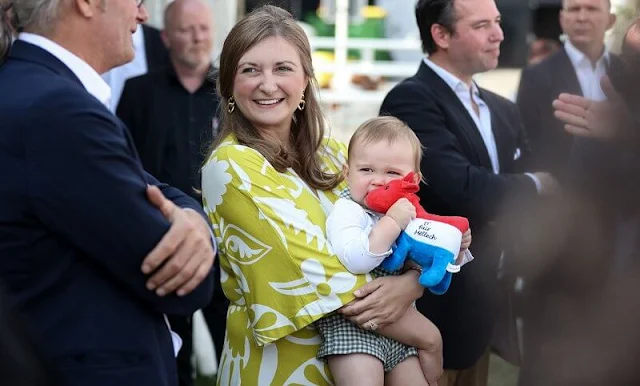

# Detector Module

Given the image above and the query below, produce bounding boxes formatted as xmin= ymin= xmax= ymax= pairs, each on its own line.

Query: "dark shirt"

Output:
xmin=116 ymin=65 xmax=220 ymax=200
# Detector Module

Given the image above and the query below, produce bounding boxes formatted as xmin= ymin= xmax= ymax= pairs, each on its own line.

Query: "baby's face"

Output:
xmin=345 ymin=138 xmax=417 ymax=205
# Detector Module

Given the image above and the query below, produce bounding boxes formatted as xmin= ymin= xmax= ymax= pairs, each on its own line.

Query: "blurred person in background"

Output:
xmin=517 ymin=0 xmax=617 ymax=179
xmin=116 ymin=0 xmax=224 ymax=384
xmin=514 ymin=18 xmax=640 ymax=386
xmin=526 ymin=38 xmax=561 ymax=66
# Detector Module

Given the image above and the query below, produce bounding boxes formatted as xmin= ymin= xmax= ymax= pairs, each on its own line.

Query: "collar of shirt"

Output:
xmin=423 ymin=57 xmax=485 ymax=106
xmin=564 ymin=40 xmax=609 ymax=70
xmin=339 ymin=188 xmax=383 ymax=219
xmin=166 ymin=64 xmax=217 ymax=90
xmin=18 ymin=32 xmax=111 ymax=107
xmin=423 ymin=56 xmax=499 ymax=174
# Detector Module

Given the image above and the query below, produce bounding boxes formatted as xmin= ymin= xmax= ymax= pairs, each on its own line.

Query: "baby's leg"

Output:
xmin=377 ymin=307 xmax=443 ymax=383
xmin=327 ymin=353 xmax=384 ymax=386
xmin=386 ymin=356 xmax=431 ymax=386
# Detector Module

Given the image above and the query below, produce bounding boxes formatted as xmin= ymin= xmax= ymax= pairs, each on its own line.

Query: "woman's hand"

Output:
xmin=338 ymin=271 xmax=423 ymax=330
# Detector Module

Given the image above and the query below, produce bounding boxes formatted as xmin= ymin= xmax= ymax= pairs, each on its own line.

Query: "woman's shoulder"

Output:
xmin=321 ymin=135 xmax=347 ymax=154
xmin=318 ymin=136 xmax=348 ymax=169
xmin=207 ymin=135 xmax=265 ymax=165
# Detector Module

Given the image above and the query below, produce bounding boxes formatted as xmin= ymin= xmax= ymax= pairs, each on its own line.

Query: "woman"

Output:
xmin=201 ymin=5 xmax=427 ymax=385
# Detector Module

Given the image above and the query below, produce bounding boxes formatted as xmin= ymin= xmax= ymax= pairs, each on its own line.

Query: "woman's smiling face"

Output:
xmin=232 ymin=36 xmax=308 ymax=137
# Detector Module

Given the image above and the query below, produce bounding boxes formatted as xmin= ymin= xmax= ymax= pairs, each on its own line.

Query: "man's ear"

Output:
xmin=160 ymin=30 xmax=170 ymax=49
xmin=431 ymin=24 xmax=452 ymax=51
xmin=74 ymin=0 xmax=98 ymax=18
xmin=607 ymin=13 xmax=617 ymax=31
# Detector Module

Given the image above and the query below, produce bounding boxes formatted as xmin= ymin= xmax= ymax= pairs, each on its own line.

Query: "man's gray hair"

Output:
xmin=14 ymin=0 xmax=63 ymax=33
xmin=0 ymin=0 xmax=62 ymax=62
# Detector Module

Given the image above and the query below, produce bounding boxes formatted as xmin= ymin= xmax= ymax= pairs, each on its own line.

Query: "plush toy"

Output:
xmin=365 ymin=172 xmax=470 ymax=295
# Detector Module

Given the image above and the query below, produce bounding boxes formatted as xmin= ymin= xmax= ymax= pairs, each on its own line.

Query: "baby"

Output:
xmin=316 ymin=116 xmax=472 ymax=386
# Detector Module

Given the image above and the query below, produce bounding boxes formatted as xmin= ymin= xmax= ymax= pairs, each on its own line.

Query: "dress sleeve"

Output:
xmin=201 ymin=141 xmax=369 ymax=346
xmin=326 ymin=199 xmax=391 ymax=274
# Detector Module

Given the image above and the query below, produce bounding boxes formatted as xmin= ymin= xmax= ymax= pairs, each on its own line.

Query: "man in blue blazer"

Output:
xmin=0 ymin=1 xmax=216 ymax=386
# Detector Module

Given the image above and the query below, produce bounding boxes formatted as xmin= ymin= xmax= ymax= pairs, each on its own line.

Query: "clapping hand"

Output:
xmin=553 ymin=76 xmax=626 ymax=141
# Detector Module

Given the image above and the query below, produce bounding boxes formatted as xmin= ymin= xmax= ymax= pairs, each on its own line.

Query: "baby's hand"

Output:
xmin=385 ymin=198 xmax=416 ymax=230
xmin=460 ymin=229 xmax=472 ymax=251
xmin=456 ymin=229 xmax=472 ymax=265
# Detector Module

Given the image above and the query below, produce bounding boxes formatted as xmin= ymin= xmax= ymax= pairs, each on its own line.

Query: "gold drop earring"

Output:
xmin=227 ymin=96 xmax=236 ymax=114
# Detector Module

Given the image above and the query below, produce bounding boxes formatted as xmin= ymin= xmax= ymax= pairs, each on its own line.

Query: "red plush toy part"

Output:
xmin=364 ymin=172 xmax=469 ymax=233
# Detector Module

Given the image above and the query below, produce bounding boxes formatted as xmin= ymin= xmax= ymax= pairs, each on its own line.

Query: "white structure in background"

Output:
xmin=376 ymin=0 xmax=423 ymax=62
xmin=608 ymin=0 xmax=640 ymax=52
xmin=308 ymin=0 xmax=522 ymax=139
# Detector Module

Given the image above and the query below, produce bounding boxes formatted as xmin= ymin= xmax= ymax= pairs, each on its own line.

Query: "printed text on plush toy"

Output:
xmin=413 ymin=223 xmax=437 ymax=240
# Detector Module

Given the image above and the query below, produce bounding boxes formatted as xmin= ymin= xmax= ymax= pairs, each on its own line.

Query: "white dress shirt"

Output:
xmin=102 ymin=26 xmax=149 ymax=112
xmin=424 ymin=58 xmax=500 ymax=174
xmin=18 ymin=33 xmax=112 ymax=106
xmin=423 ymin=57 xmax=541 ymax=191
xmin=18 ymin=32 xmax=182 ymax=357
xmin=564 ymin=40 xmax=609 ymax=101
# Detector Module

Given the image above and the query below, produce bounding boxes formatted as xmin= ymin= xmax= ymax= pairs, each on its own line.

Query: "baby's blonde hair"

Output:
xmin=348 ymin=116 xmax=424 ymax=172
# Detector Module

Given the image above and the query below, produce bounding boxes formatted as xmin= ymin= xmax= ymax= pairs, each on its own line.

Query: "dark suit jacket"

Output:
xmin=516 ymin=47 xmax=582 ymax=178
xmin=116 ymin=66 xmax=218 ymax=199
xmin=0 ymin=285 xmax=57 ymax=386
xmin=142 ymin=24 xmax=170 ymax=71
xmin=0 ymin=40 xmax=214 ymax=386
xmin=380 ymin=61 xmax=537 ymax=369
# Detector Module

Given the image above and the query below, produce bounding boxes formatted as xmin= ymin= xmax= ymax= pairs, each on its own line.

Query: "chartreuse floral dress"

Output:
xmin=201 ymin=134 xmax=370 ymax=385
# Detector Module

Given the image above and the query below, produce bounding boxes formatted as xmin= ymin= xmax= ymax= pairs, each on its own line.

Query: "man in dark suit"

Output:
xmin=379 ymin=0 xmax=556 ymax=385
xmin=102 ymin=23 xmax=171 ymax=112
xmin=0 ymin=1 xmax=216 ymax=385
xmin=117 ymin=0 xmax=224 ymax=383
xmin=516 ymin=0 xmax=616 ymax=178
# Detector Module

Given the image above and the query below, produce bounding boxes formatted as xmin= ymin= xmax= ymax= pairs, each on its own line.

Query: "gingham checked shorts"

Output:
xmin=315 ymin=269 xmax=418 ymax=372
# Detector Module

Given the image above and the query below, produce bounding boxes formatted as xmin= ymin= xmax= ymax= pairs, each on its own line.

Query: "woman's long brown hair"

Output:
xmin=208 ymin=5 xmax=341 ymax=191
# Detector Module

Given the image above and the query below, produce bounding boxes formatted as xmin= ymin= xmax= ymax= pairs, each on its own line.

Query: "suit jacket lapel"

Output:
xmin=142 ymin=25 xmax=155 ymax=68
xmin=555 ymin=48 xmax=583 ymax=97
xmin=417 ymin=62 xmax=493 ymax=170
xmin=480 ymin=90 xmax=511 ymax=171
